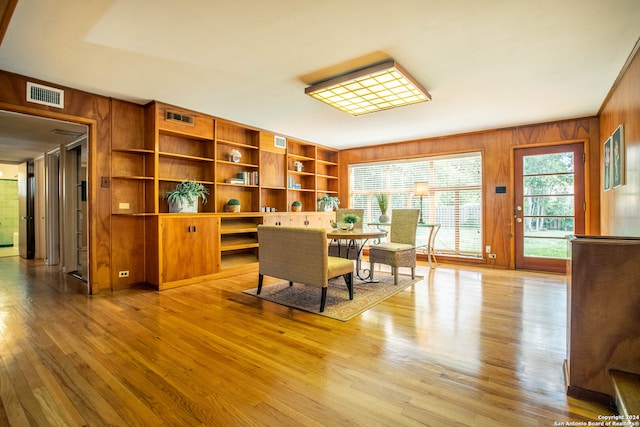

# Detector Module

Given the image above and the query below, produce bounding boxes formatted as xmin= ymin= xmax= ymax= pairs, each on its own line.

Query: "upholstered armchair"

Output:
xmin=368 ymin=209 xmax=420 ymax=285
xmin=257 ymin=226 xmax=354 ymax=312
xmin=329 ymin=208 xmax=364 ymax=260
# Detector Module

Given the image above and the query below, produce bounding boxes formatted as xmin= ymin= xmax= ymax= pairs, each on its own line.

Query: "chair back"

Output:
xmin=336 ymin=208 xmax=365 ymax=230
xmin=258 ymin=226 xmax=328 ymax=288
xmin=389 ymin=209 xmax=420 ymax=245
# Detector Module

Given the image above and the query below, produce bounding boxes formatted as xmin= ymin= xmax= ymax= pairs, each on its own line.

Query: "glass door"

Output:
xmin=514 ymin=143 xmax=585 ymax=273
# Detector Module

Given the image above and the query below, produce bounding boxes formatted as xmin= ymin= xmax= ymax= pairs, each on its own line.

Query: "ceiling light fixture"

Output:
xmin=305 ymin=59 xmax=431 ymax=116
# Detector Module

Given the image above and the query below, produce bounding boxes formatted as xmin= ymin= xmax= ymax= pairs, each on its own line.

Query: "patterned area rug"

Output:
xmin=243 ymin=274 xmax=420 ymax=321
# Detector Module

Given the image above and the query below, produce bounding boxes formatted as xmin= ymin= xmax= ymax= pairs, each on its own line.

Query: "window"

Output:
xmin=349 ymin=152 xmax=483 ymax=257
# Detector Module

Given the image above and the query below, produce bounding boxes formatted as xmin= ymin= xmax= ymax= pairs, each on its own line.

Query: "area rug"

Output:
xmin=243 ymin=274 xmax=420 ymax=321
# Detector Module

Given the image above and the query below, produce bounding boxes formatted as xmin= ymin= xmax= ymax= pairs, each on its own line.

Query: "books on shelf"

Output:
xmin=229 ymin=171 xmax=258 ymax=185
xmin=225 ymin=178 xmax=244 ymax=184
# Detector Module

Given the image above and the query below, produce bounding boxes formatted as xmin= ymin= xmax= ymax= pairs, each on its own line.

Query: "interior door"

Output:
xmin=18 ymin=161 xmax=35 ymax=259
xmin=514 ymin=143 xmax=585 ymax=273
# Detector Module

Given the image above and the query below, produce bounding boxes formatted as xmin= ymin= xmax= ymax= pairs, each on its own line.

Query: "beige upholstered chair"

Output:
xmin=329 ymin=208 xmax=364 ymax=260
xmin=368 ymin=209 xmax=420 ymax=285
xmin=257 ymin=226 xmax=354 ymax=312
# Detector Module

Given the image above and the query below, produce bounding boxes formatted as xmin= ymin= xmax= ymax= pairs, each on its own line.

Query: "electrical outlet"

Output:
xmin=485 ymin=245 xmax=491 ymax=253
xmin=488 ymin=254 xmax=496 ymax=259
xmin=118 ymin=270 xmax=129 ymax=278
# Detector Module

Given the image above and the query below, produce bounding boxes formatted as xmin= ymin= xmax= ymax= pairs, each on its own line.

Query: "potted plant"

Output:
xmin=225 ymin=198 xmax=241 ymax=213
xmin=291 ymin=200 xmax=302 ymax=212
xmin=293 ymin=161 xmax=304 ymax=172
xmin=165 ymin=180 xmax=209 ymax=213
xmin=375 ymin=193 xmax=389 ymax=223
xmin=338 ymin=213 xmax=361 ymax=231
xmin=317 ymin=194 xmax=340 ymax=212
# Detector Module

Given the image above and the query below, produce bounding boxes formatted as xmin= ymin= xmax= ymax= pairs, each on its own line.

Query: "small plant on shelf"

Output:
xmin=293 ymin=161 xmax=304 ymax=172
xmin=225 ymin=198 xmax=241 ymax=213
xmin=165 ymin=180 xmax=209 ymax=213
xmin=317 ymin=194 xmax=340 ymax=212
xmin=291 ymin=200 xmax=302 ymax=212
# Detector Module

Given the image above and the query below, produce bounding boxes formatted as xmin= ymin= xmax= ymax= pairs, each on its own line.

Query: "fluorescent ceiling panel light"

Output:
xmin=305 ymin=60 xmax=431 ymax=116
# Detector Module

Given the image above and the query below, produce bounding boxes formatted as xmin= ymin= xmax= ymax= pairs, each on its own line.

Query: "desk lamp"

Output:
xmin=414 ymin=182 xmax=429 ymax=224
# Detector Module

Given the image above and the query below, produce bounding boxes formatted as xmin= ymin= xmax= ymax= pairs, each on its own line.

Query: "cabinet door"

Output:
xmin=161 ymin=217 xmax=219 ymax=283
xmin=263 ymin=215 xmax=285 ymax=226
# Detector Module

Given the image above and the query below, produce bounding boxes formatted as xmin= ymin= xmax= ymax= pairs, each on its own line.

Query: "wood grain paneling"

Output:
xmin=0 ymin=70 xmax=112 ymax=293
xmin=342 ymin=120 xmax=600 ymax=269
xmin=599 ymin=44 xmax=640 ymax=236
xmin=566 ymin=236 xmax=640 ymax=399
xmin=0 ymin=0 xmax=17 ymax=46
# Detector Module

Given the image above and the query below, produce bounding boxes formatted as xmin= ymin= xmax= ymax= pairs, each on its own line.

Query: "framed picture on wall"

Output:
xmin=603 ymin=137 xmax=611 ymax=191
xmin=612 ymin=124 xmax=625 ymax=188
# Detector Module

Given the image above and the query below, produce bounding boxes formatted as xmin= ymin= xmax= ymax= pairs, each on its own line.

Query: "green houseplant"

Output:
xmin=225 ymin=198 xmax=241 ymax=213
xmin=337 ymin=213 xmax=360 ymax=231
xmin=375 ymin=193 xmax=389 ymax=223
xmin=165 ymin=180 xmax=209 ymax=213
xmin=317 ymin=194 xmax=340 ymax=212
xmin=291 ymin=200 xmax=302 ymax=212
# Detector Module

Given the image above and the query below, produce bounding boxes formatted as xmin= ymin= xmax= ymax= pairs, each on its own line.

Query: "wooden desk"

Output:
xmin=369 ymin=222 xmax=441 ymax=269
xmin=327 ymin=229 xmax=387 ymax=281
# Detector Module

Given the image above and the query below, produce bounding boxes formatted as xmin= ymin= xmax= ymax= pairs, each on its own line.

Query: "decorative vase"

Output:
xmin=225 ymin=204 xmax=240 ymax=213
xmin=169 ymin=198 xmax=198 ymax=213
xmin=292 ymin=205 xmax=301 ymax=212
xmin=337 ymin=222 xmax=353 ymax=231
xmin=379 ymin=213 xmax=390 ymax=223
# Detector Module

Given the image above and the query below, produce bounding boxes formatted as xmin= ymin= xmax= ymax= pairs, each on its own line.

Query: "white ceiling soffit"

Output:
xmin=0 ymin=0 xmax=639 ymax=149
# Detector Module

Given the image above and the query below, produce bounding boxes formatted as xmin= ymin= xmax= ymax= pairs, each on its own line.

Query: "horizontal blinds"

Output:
xmin=349 ymin=152 xmax=483 ymax=256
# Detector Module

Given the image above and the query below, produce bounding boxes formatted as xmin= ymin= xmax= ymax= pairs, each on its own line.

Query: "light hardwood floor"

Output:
xmin=0 ymin=256 xmax=612 ymax=426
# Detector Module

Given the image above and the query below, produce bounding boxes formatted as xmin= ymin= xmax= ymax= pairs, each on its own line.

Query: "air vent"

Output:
xmin=26 ymin=82 xmax=64 ymax=108
xmin=165 ymin=111 xmax=194 ymax=126
xmin=274 ymin=135 xmax=287 ymax=149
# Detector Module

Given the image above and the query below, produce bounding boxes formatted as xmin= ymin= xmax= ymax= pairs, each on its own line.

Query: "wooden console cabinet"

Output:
xmin=110 ymin=100 xmax=341 ymax=290
xmin=565 ymin=235 xmax=640 ymax=404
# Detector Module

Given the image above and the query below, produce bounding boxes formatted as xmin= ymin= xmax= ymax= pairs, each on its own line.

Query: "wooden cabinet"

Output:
xmin=287 ymin=139 xmax=339 ymax=211
xmin=153 ymin=103 xmax=216 ymax=213
xmin=159 ymin=215 xmax=220 ymax=289
xmin=219 ymin=215 xmax=261 ymax=270
xmin=263 ymin=212 xmax=334 ymax=228
xmin=110 ymin=100 xmax=342 ymax=290
xmin=565 ymin=235 xmax=640 ymax=405
xmin=215 ymin=120 xmax=260 ymax=213
xmin=111 ymin=99 xmax=155 ymax=215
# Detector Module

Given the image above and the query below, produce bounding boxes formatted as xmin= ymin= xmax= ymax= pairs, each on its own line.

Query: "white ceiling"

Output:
xmin=1 ymin=0 xmax=640 ymax=159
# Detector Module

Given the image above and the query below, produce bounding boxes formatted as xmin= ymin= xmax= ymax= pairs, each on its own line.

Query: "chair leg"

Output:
xmin=369 ymin=262 xmax=375 ymax=281
xmin=343 ymin=273 xmax=353 ymax=300
xmin=394 ymin=269 xmax=398 ymax=286
xmin=258 ymin=274 xmax=264 ymax=294
xmin=289 ymin=281 xmax=293 ymax=287
xmin=411 ymin=267 xmax=415 ymax=280
xmin=320 ymin=287 xmax=328 ymax=312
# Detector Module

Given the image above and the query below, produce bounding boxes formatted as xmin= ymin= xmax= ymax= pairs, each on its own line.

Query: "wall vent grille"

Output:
xmin=26 ymin=82 xmax=64 ymax=108
xmin=165 ymin=111 xmax=194 ymax=126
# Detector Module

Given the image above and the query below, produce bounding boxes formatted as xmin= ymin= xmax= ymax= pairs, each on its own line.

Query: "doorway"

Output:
xmin=514 ymin=143 xmax=585 ymax=273
xmin=0 ymin=110 xmax=88 ymax=274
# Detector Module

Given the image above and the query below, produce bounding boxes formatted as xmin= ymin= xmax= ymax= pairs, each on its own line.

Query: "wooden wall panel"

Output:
xmin=0 ymin=70 xmax=112 ymax=293
xmin=341 ymin=119 xmax=600 ymax=269
xmin=599 ymin=46 xmax=640 ymax=236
